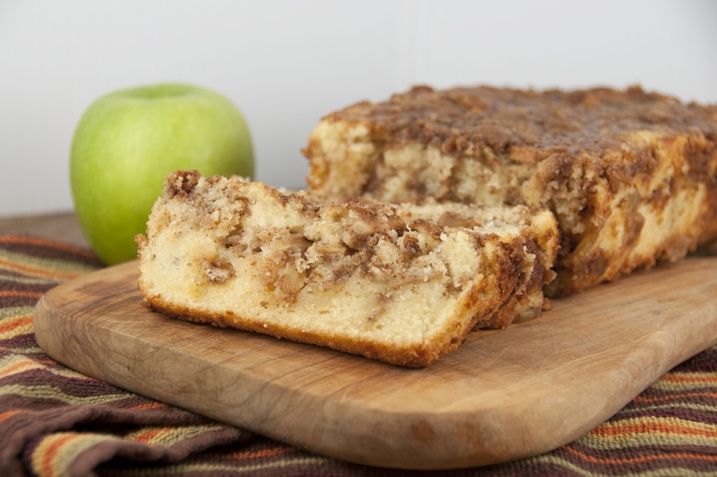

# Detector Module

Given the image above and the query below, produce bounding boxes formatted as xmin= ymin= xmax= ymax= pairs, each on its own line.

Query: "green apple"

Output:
xmin=70 ymin=83 xmax=254 ymax=265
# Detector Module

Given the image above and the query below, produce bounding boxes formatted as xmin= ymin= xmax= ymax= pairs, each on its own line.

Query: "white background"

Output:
xmin=1 ymin=0 xmax=716 ymax=217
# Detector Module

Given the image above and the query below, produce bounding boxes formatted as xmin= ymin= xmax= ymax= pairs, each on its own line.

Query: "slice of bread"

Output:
xmin=136 ymin=170 xmax=558 ymax=367
xmin=303 ymin=85 xmax=717 ymax=296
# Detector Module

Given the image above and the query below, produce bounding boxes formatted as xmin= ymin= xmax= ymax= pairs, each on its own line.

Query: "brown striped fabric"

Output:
xmin=1 ymin=233 xmax=716 ymax=476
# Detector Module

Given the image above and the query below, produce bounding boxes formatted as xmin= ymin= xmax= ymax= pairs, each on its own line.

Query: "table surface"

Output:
xmin=0 ymin=212 xmax=89 ymax=248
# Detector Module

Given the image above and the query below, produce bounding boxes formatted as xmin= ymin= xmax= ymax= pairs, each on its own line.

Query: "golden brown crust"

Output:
xmin=312 ymin=85 xmax=716 ymax=165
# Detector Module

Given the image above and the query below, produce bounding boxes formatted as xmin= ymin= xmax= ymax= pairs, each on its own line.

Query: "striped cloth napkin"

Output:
xmin=1 ymin=234 xmax=716 ymax=476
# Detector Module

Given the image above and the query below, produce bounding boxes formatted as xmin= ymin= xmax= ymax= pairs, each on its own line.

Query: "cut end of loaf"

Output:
xmin=137 ymin=170 xmax=558 ymax=367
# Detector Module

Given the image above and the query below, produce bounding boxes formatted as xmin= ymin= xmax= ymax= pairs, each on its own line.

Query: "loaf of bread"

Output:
xmin=136 ymin=170 xmax=558 ymax=367
xmin=303 ymin=85 xmax=717 ymax=295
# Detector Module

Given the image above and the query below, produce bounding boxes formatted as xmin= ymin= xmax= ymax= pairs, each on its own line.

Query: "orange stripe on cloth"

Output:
xmin=0 ymin=409 xmax=24 ymax=424
xmin=128 ymin=401 xmax=168 ymax=411
xmin=128 ymin=423 xmax=230 ymax=447
xmin=657 ymin=372 xmax=717 ymax=384
xmin=0 ymin=290 xmax=44 ymax=299
xmin=0 ymin=258 xmax=79 ymax=281
xmin=0 ymin=235 xmax=96 ymax=260
xmin=634 ymin=392 xmax=717 ymax=404
xmin=658 ymin=374 xmax=717 ymax=384
xmin=0 ymin=358 xmax=40 ymax=378
xmin=224 ymin=446 xmax=294 ymax=460
xmin=34 ymin=358 xmax=59 ymax=366
xmin=132 ymin=428 xmax=165 ymax=444
xmin=564 ymin=444 xmax=717 ymax=466
xmin=590 ymin=420 xmax=717 ymax=439
xmin=0 ymin=315 xmax=33 ymax=333
xmin=37 ymin=433 xmax=77 ymax=477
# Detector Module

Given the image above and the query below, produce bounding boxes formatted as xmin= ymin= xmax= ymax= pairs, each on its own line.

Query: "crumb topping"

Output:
xmin=322 ymin=85 xmax=717 ymax=164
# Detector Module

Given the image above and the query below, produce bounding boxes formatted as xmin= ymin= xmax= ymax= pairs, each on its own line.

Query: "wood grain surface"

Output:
xmin=34 ymin=257 xmax=717 ymax=470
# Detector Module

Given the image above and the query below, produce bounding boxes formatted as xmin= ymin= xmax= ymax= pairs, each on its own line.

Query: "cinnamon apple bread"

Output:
xmin=303 ymin=85 xmax=717 ymax=296
xmin=136 ymin=170 xmax=558 ymax=367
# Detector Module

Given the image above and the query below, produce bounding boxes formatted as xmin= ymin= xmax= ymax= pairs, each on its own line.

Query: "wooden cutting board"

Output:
xmin=34 ymin=257 xmax=717 ymax=470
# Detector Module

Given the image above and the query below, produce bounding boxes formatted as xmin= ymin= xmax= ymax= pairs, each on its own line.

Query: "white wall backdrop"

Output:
xmin=1 ymin=0 xmax=716 ymax=216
